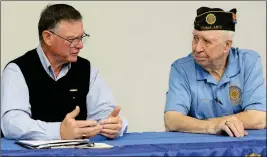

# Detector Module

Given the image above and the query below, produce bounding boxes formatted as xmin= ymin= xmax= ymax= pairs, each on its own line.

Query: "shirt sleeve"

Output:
xmin=1 ymin=63 xmax=61 ymax=140
xmin=242 ymin=55 xmax=266 ymax=112
xmin=86 ymin=67 xmax=128 ymax=136
xmin=165 ymin=64 xmax=192 ymax=115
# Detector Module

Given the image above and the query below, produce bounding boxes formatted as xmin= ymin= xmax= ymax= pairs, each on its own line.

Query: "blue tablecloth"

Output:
xmin=1 ymin=129 xmax=266 ymax=156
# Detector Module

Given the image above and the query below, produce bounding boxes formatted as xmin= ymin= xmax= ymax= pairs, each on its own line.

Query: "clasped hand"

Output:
xmin=213 ymin=116 xmax=248 ymax=137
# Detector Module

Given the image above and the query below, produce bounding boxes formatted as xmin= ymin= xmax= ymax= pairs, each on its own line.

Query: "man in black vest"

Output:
xmin=1 ymin=4 xmax=128 ymax=140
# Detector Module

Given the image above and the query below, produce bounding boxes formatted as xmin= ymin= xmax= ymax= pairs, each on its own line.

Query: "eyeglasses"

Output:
xmin=48 ymin=31 xmax=90 ymax=48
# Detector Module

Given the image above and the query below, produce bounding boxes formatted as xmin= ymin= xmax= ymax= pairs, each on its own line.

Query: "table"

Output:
xmin=1 ymin=129 xmax=266 ymax=156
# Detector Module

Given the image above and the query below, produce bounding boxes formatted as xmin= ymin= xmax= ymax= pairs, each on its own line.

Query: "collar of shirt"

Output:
xmin=195 ymin=47 xmax=240 ymax=82
xmin=225 ymin=47 xmax=240 ymax=78
xmin=36 ymin=44 xmax=71 ymax=80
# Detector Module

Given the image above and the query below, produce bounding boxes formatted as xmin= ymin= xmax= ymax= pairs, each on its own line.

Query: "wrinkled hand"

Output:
xmin=99 ymin=106 xmax=122 ymax=139
xmin=213 ymin=116 xmax=248 ymax=137
xmin=60 ymin=106 xmax=102 ymax=140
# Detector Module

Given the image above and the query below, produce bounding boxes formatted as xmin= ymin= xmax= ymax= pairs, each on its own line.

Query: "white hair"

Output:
xmin=220 ymin=30 xmax=234 ymax=41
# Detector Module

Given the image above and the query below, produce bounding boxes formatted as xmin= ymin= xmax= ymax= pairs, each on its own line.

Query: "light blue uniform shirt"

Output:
xmin=1 ymin=45 xmax=128 ymax=140
xmin=165 ymin=48 xmax=266 ymax=119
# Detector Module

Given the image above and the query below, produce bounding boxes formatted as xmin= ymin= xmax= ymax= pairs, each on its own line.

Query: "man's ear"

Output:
xmin=224 ymin=40 xmax=232 ymax=54
xmin=226 ymin=40 xmax=232 ymax=48
xmin=42 ymin=30 xmax=53 ymax=46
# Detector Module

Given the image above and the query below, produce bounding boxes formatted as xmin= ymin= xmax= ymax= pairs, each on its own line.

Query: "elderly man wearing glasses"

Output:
xmin=1 ymin=4 xmax=128 ymax=140
xmin=164 ymin=7 xmax=266 ymax=138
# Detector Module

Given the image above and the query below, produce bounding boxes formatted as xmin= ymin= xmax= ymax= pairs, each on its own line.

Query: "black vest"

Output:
xmin=9 ymin=49 xmax=90 ymax=122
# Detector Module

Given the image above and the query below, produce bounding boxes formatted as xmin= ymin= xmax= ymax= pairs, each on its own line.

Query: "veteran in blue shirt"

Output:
xmin=164 ymin=7 xmax=266 ymax=137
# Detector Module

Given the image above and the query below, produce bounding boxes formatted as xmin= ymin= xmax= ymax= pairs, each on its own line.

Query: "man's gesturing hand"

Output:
xmin=60 ymin=106 xmax=102 ymax=139
xmin=99 ymin=106 xmax=122 ymax=139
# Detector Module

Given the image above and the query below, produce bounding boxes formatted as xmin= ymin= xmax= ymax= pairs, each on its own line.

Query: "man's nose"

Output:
xmin=75 ymin=40 xmax=84 ymax=49
xmin=194 ymin=41 xmax=204 ymax=54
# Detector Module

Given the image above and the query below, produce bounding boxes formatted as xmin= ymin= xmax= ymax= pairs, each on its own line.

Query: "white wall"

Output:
xmin=1 ymin=1 xmax=266 ymax=132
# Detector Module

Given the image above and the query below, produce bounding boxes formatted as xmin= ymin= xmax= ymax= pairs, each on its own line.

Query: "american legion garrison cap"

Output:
xmin=194 ymin=6 xmax=237 ymax=31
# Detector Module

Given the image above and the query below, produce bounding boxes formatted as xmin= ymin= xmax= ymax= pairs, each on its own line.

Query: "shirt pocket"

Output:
xmin=196 ymin=97 xmax=216 ymax=119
